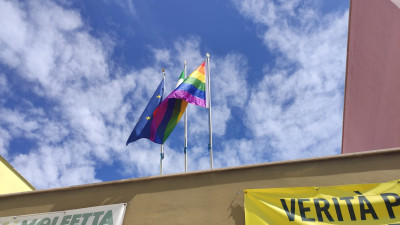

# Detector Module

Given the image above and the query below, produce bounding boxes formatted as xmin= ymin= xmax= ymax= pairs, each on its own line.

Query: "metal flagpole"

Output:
xmin=184 ymin=61 xmax=188 ymax=172
xmin=160 ymin=144 xmax=164 ymax=175
xmin=206 ymin=53 xmax=213 ymax=169
xmin=160 ymin=68 xmax=166 ymax=175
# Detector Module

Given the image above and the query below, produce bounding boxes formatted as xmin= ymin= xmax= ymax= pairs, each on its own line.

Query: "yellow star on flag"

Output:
xmin=146 ymin=116 xmax=151 ymax=120
xmin=156 ymin=95 xmax=161 ymax=98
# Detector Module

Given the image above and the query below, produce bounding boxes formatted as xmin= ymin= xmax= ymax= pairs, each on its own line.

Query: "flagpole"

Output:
xmin=160 ymin=68 xmax=165 ymax=175
xmin=184 ymin=60 xmax=188 ymax=172
xmin=206 ymin=53 xmax=213 ymax=169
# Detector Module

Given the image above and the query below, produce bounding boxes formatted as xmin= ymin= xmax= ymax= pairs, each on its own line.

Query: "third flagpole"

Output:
xmin=206 ymin=53 xmax=213 ymax=169
xmin=160 ymin=68 xmax=166 ymax=175
xmin=184 ymin=61 xmax=188 ymax=172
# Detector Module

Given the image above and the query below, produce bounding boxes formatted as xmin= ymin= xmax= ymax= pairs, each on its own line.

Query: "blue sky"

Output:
xmin=0 ymin=0 xmax=349 ymax=189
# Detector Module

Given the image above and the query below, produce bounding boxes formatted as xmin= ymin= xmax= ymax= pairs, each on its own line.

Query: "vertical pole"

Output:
xmin=160 ymin=68 xmax=166 ymax=175
xmin=160 ymin=144 xmax=164 ymax=175
xmin=184 ymin=61 xmax=188 ymax=172
xmin=206 ymin=53 xmax=213 ymax=169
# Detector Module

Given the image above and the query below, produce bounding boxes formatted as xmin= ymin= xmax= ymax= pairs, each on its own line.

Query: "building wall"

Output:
xmin=342 ymin=0 xmax=400 ymax=153
xmin=1 ymin=148 xmax=400 ymax=225
xmin=0 ymin=156 xmax=35 ymax=195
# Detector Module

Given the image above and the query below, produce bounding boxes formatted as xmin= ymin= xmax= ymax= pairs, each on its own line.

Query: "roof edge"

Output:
xmin=1 ymin=147 xmax=400 ymax=198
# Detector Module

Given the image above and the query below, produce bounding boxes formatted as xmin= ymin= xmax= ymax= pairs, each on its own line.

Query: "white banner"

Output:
xmin=0 ymin=204 xmax=126 ymax=225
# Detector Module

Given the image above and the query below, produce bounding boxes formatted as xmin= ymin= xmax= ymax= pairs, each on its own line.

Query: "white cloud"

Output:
xmin=152 ymin=48 xmax=171 ymax=66
xmin=0 ymin=108 xmax=40 ymax=138
xmin=12 ymin=144 xmax=101 ymax=188
xmin=0 ymin=0 xmax=249 ymax=186
xmin=0 ymin=128 xmax=11 ymax=156
xmin=0 ymin=0 xmax=27 ymax=67
xmin=0 ymin=0 xmax=348 ymax=189
xmin=0 ymin=0 xmax=119 ymax=188
xmin=229 ymin=0 xmax=348 ymax=162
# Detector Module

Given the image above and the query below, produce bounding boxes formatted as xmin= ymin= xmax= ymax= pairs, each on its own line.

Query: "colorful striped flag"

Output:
xmin=150 ymin=61 xmax=208 ymax=144
xmin=150 ymin=70 xmax=188 ymax=144
xmin=168 ymin=61 xmax=207 ymax=108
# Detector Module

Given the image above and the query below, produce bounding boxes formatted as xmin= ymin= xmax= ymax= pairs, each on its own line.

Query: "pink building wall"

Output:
xmin=342 ymin=0 xmax=400 ymax=153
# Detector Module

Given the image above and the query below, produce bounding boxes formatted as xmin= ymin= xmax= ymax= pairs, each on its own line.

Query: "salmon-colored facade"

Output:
xmin=342 ymin=0 xmax=400 ymax=153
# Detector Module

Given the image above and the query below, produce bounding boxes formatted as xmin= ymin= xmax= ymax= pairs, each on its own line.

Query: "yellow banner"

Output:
xmin=245 ymin=179 xmax=400 ymax=224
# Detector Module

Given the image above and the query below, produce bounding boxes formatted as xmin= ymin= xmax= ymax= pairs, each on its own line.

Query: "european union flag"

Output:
xmin=126 ymin=79 xmax=164 ymax=145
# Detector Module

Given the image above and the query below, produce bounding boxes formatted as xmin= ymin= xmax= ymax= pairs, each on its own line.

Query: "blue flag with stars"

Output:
xmin=126 ymin=79 xmax=164 ymax=145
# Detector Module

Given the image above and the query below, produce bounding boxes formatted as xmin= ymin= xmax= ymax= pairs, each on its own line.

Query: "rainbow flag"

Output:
xmin=168 ymin=61 xmax=207 ymax=108
xmin=150 ymin=70 xmax=188 ymax=144
xmin=150 ymin=62 xmax=208 ymax=144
